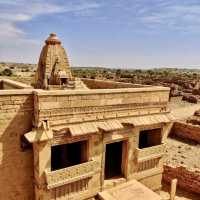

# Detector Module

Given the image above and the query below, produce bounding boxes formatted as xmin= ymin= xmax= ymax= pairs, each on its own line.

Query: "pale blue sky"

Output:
xmin=1 ymin=0 xmax=200 ymax=68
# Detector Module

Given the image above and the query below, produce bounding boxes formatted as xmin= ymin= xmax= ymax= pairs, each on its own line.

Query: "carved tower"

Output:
xmin=34 ymin=33 xmax=74 ymax=89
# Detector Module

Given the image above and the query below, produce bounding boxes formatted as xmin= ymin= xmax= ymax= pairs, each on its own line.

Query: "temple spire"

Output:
xmin=34 ymin=33 xmax=74 ymax=89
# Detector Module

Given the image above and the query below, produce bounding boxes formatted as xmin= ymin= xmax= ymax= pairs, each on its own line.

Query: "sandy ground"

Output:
xmin=169 ymin=97 xmax=195 ymax=109
xmin=165 ymin=137 xmax=200 ymax=168
xmin=166 ymin=97 xmax=200 ymax=169
xmin=169 ymin=97 xmax=200 ymax=120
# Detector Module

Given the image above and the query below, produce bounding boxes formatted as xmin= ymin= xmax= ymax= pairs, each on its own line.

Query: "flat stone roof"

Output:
xmin=98 ymin=180 xmax=161 ymax=200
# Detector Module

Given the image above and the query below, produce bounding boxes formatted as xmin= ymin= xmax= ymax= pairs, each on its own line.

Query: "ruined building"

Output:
xmin=0 ymin=33 xmax=173 ymax=200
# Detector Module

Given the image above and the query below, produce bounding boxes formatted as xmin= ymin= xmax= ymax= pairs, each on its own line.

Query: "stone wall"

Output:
xmin=163 ymin=165 xmax=200 ymax=194
xmin=171 ymin=122 xmax=200 ymax=143
xmin=82 ymin=78 xmax=151 ymax=89
xmin=0 ymin=90 xmax=34 ymax=200
xmin=0 ymin=79 xmax=32 ymax=89
xmin=34 ymin=87 xmax=170 ymax=127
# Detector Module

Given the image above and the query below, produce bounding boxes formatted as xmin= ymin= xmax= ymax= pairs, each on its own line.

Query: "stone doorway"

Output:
xmin=104 ymin=141 xmax=123 ymax=179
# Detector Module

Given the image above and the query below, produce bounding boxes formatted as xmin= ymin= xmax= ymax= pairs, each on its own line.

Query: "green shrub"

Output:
xmin=2 ymin=68 xmax=13 ymax=76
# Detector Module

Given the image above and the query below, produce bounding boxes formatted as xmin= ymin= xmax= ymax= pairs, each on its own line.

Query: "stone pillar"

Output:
xmin=127 ymin=127 xmax=137 ymax=179
xmin=34 ymin=141 xmax=51 ymax=200
xmin=162 ymin=122 xmax=173 ymax=143
xmin=170 ymin=179 xmax=177 ymax=200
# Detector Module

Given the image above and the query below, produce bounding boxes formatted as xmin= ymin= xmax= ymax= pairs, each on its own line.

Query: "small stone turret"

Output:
xmin=34 ymin=33 xmax=74 ymax=89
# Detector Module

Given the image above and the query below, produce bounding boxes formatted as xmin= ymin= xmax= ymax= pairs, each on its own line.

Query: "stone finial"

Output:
xmin=45 ymin=33 xmax=61 ymax=45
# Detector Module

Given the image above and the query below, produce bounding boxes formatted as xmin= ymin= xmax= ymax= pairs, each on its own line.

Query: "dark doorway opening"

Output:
xmin=51 ymin=140 xmax=88 ymax=171
xmin=104 ymin=141 xmax=123 ymax=179
xmin=61 ymin=78 xmax=67 ymax=85
xmin=139 ymin=128 xmax=162 ymax=149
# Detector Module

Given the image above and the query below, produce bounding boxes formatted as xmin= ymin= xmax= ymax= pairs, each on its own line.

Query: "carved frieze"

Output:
xmin=137 ymin=158 xmax=160 ymax=172
xmin=51 ymin=178 xmax=90 ymax=199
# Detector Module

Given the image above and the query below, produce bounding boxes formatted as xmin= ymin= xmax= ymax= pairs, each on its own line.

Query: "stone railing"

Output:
xmin=136 ymin=144 xmax=166 ymax=162
xmin=137 ymin=157 xmax=160 ymax=172
xmin=50 ymin=178 xmax=90 ymax=198
xmin=45 ymin=160 xmax=99 ymax=189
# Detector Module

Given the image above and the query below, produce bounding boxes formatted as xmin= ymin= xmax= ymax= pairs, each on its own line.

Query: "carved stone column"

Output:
xmin=34 ymin=141 xmax=51 ymax=200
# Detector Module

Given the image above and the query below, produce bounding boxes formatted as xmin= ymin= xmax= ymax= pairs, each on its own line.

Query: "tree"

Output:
xmin=115 ymin=69 xmax=121 ymax=77
xmin=2 ymin=68 xmax=13 ymax=76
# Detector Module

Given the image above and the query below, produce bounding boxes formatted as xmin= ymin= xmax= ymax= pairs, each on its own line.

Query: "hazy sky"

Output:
xmin=1 ymin=0 xmax=200 ymax=68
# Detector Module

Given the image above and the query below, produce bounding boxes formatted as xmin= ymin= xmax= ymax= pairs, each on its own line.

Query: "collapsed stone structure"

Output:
xmin=171 ymin=108 xmax=200 ymax=144
xmin=164 ymin=164 xmax=200 ymax=194
xmin=163 ymin=106 xmax=200 ymax=195
xmin=0 ymin=33 xmax=173 ymax=200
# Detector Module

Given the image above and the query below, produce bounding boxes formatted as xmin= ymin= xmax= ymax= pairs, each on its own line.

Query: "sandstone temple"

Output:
xmin=0 ymin=33 xmax=173 ymax=200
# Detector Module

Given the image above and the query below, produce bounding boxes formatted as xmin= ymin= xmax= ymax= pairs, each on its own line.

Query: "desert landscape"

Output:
xmin=1 ymin=1 xmax=200 ymax=199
